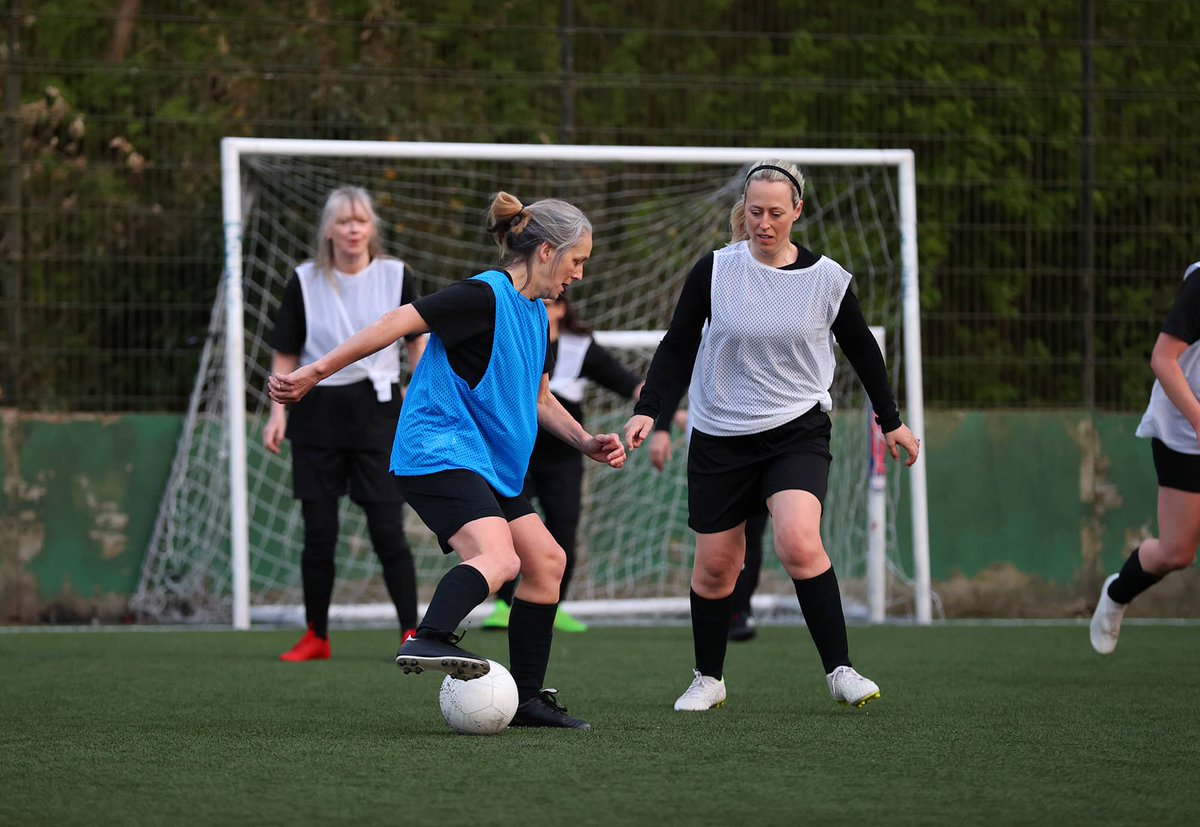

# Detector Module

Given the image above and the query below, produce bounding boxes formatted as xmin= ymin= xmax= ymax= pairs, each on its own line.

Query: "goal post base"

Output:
xmin=249 ymin=594 xmax=886 ymax=628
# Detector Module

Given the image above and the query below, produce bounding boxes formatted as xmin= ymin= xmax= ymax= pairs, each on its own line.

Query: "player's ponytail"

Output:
xmin=485 ymin=191 xmax=591 ymax=277
xmin=485 ymin=191 xmax=528 ymax=250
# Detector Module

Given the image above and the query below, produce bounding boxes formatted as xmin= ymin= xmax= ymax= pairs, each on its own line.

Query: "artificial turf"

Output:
xmin=1 ymin=624 xmax=1195 ymax=826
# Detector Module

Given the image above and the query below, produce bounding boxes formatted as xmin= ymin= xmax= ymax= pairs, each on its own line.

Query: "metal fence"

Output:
xmin=2 ymin=0 xmax=1197 ymax=412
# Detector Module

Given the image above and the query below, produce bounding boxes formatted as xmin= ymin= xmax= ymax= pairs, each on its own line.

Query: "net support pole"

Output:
xmin=898 ymin=152 xmax=932 ymax=625
xmin=866 ymin=328 xmax=887 ymax=624
xmin=221 ymin=138 xmax=251 ymax=630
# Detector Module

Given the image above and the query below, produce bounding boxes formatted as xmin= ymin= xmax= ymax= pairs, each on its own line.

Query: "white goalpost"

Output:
xmin=133 ymin=139 xmax=933 ymax=629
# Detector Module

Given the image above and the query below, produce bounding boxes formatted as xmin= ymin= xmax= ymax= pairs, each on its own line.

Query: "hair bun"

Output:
xmin=511 ymin=209 xmax=533 ymax=235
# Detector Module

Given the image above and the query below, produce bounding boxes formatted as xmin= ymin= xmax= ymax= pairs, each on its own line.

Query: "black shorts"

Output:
xmin=687 ymin=406 xmax=832 ymax=535
xmin=1151 ymin=438 xmax=1200 ymax=493
xmin=397 ymin=469 xmax=536 ymax=553
xmin=291 ymin=443 xmax=405 ymax=504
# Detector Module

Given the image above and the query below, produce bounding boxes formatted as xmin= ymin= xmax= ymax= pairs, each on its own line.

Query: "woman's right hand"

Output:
xmin=262 ymin=410 xmax=286 ymax=455
xmin=648 ymin=430 xmax=672 ymax=471
xmin=623 ymin=414 xmax=655 ymax=452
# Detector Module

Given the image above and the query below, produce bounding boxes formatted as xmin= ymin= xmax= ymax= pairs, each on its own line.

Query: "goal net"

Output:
xmin=132 ymin=141 xmax=931 ymax=628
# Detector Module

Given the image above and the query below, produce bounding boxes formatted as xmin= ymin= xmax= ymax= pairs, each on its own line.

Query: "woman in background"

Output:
xmin=265 ymin=186 xmax=424 ymax=662
xmin=1091 ymin=261 xmax=1200 ymax=654
xmin=483 ymin=294 xmax=643 ymax=634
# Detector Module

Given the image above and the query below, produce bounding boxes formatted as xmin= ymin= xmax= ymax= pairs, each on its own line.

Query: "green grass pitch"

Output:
xmin=2 ymin=624 xmax=1195 ymax=826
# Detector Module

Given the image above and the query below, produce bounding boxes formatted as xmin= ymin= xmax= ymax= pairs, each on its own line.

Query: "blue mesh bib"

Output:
xmin=390 ymin=271 xmax=547 ymax=496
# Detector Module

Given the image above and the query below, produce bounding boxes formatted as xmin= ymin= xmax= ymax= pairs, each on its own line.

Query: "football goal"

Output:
xmin=132 ymin=140 xmax=933 ymax=629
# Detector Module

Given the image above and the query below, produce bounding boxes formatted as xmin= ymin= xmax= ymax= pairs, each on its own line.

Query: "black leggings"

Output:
xmin=497 ymin=451 xmax=583 ymax=604
xmin=301 ymin=498 xmax=418 ymax=635
xmin=732 ymin=504 xmax=769 ymax=614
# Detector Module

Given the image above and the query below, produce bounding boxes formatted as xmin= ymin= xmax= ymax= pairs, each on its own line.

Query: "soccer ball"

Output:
xmin=438 ymin=659 xmax=519 ymax=736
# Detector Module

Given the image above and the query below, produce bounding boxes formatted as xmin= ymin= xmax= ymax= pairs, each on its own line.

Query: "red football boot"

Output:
xmin=279 ymin=626 xmax=331 ymax=662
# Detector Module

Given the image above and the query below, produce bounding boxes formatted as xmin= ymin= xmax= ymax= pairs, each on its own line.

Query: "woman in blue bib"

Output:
xmin=269 ymin=191 xmax=624 ymax=730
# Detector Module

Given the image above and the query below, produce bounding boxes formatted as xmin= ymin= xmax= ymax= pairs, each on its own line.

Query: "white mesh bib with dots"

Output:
xmin=688 ymin=241 xmax=852 ymax=437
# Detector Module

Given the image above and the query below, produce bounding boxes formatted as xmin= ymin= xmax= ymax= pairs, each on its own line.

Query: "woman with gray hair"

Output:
xmin=269 ymin=191 xmax=625 ymax=730
xmin=624 ymin=160 xmax=920 ymax=713
xmin=266 ymin=186 xmax=425 ymax=663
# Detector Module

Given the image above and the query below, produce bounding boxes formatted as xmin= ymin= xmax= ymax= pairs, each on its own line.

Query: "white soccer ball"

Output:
xmin=438 ymin=659 xmax=519 ymax=736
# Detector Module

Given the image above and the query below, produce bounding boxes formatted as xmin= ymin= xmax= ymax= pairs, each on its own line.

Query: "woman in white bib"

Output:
xmin=1090 ymin=262 xmax=1200 ymax=655
xmin=264 ymin=186 xmax=426 ymax=662
xmin=625 ymin=160 xmax=920 ymax=713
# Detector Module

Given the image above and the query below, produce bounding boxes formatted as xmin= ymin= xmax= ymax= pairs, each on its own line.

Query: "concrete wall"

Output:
xmin=911 ymin=411 xmax=1196 ymax=618
xmin=0 ymin=411 xmax=180 ymax=622
xmin=1 ymin=409 xmax=1194 ymax=622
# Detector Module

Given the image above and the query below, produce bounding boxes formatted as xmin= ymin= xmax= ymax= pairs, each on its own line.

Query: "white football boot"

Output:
xmin=826 ymin=665 xmax=881 ymax=709
xmin=673 ymin=669 xmax=727 ymax=711
xmin=1089 ymin=573 xmax=1125 ymax=655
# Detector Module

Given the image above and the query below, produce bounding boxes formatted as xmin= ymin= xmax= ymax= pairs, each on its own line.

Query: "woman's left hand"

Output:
xmin=623 ymin=414 xmax=655 ymax=451
xmin=584 ymin=432 xmax=626 ymax=469
xmin=885 ymin=424 xmax=920 ymax=466
xmin=268 ymin=366 xmax=319 ymax=405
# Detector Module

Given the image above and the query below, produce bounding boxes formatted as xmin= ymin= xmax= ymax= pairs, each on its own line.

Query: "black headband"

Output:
xmin=745 ymin=164 xmax=802 ymax=198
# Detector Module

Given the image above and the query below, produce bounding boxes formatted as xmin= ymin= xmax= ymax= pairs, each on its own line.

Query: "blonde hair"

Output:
xmin=485 ymin=191 xmax=591 ymax=286
xmin=313 ymin=186 xmax=383 ymax=280
xmin=728 ymin=160 xmax=805 ymax=244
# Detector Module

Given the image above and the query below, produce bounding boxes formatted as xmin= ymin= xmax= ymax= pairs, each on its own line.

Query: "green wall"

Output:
xmin=0 ymin=409 xmax=1182 ymax=622
xmin=919 ymin=411 xmax=1158 ymax=583
xmin=0 ymin=412 xmax=181 ymax=622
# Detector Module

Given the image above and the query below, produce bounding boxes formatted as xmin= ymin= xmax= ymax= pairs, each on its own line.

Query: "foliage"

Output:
xmin=3 ymin=0 xmax=1197 ymax=410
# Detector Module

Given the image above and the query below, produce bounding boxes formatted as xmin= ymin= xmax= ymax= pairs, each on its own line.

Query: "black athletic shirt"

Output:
xmin=533 ymin=337 xmax=640 ymax=460
xmin=637 ymin=246 xmax=902 ymax=433
xmin=412 ymin=272 xmax=553 ymax=390
xmin=1163 ymin=269 xmax=1200 ymax=344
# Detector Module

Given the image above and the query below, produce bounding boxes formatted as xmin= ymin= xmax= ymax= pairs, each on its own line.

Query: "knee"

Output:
xmin=301 ymin=501 xmax=339 ymax=548
xmin=1156 ymin=539 xmax=1198 ymax=572
xmin=522 ymin=545 xmax=566 ymax=588
xmin=366 ymin=519 xmax=412 ymax=563
xmin=692 ymin=553 xmax=739 ymax=594
xmin=775 ymin=525 xmax=825 ymax=568
xmin=506 ymin=551 xmax=525 ymax=583
xmin=300 ymin=540 xmax=335 ymax=566
xmin=301 ymin=521 xmax=338 ymax=556
xmin=494 ymin=550 xmax=523 ymax=584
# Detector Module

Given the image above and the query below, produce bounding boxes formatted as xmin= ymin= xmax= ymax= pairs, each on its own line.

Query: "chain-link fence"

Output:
xmin=2 ymin=0 xmax=1197 ymax=412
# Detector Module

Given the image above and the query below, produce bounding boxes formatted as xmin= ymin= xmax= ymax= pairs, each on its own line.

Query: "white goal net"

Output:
xmin=132 ymin=141 xmax=931 ymax=628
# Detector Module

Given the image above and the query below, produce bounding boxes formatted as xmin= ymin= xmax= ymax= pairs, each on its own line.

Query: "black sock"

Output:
xmin=496 ymin=578 xmax=516 ymax=605
xmin=1107 ymin=546 xmax=1163 ymax=605
xmin=690 ymin=589 xmax=733 ymax=679
xmin=793 ymin=567 xmax=851 ymax=674
xmin=416 ymin=564 xmax=490 ymax=640
xmin=508 ymin=598 xmax=556 ymax=703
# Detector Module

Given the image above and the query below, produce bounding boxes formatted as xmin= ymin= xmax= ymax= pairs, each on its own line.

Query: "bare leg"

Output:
xmin=1138 ymin=486 xmax=1200 ymax=576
